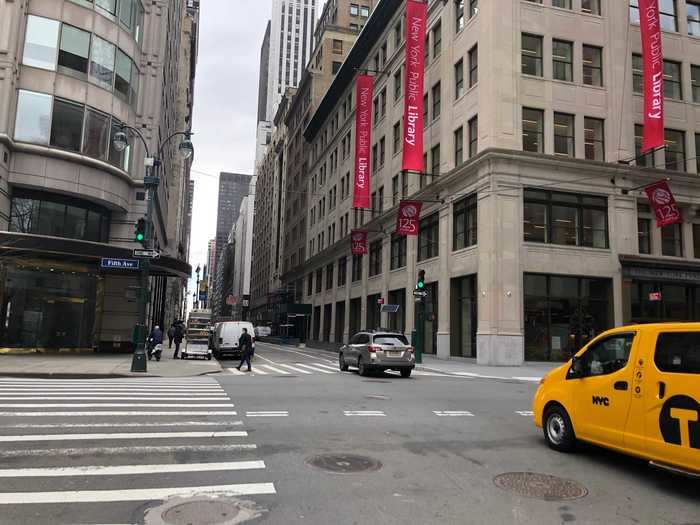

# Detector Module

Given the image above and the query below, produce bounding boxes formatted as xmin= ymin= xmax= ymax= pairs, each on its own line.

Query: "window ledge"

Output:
xmin=417 ymin=255 xmax=440 ymax=265
xmin=523 ymin=241 xmax=611 ymax=254
xmin=452 ymin=244 xmax=478 ymax=256
xmin=521 ymin=73 xmax=545 ymax=81
xmin=390 ymin=266 xmax=406 ymax=274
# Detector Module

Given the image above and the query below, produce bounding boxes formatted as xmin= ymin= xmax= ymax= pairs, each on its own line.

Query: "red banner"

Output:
xmin=353 ymin=75 xmax=373 ymax=209
xmin=645 ymin=180 xmax=682 ymax=227
xmin=350 ymin=229 xmax=368 ymax=255
xmin=402 ymin=0 xmax=427 ymax=172
xmin=639 ymin=0 xmax=664 ymax=152
xmin=395 ymin=200 xmax=423 ymax=236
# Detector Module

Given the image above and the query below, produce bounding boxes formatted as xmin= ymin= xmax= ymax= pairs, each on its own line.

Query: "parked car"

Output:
xmin=339 ymin=331 xmax=415 ymax=377
xmin=213 ymin=321 xmax=256 ymax=359
xmin=533 ymin=323 xmax=699 ymax=477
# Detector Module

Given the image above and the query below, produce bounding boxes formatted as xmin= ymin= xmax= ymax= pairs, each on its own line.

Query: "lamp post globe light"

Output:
xmin=113 ymin=124 xmax=195 ymax=372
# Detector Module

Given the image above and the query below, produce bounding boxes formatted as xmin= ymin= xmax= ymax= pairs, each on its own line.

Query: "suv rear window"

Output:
xmin=372 ymin=334 xmax=409 ymax=346
xmin=654 ymin=332 xmax=700 ymax=374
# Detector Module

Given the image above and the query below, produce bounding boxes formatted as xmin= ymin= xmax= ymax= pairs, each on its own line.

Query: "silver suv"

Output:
xmin=339 ymin=331 xmax=415 ymax=377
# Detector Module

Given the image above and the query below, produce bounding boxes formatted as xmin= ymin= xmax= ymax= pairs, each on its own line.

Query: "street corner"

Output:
xmin=144 ymin=496 xmax=270 ymax=525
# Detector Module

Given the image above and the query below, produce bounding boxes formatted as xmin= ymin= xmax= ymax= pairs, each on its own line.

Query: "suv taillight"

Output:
xmin=406 ymin=346 xmax=415 ymax=353
xmin=367 ymin=345 xmax=380 ymax=353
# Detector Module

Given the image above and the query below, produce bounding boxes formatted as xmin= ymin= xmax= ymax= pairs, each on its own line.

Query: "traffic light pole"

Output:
xmin=415 ymin=296 xmax=424 ymax=364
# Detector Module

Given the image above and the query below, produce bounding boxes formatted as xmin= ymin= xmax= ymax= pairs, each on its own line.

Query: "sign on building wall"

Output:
xmin=402 ymin=0 xmax=427 ymax=171
xmin=353 ymin=75 xmax=374 ymax=209
xmin=639 ymin=0 xmax=664 ymax=152
xmin=395 ymin=200 xmax=423 ymax=236
xmin=644 ymin=180 xmax=682 ymax=227
xmin=350 ymin=229 xmax=368 ymax=255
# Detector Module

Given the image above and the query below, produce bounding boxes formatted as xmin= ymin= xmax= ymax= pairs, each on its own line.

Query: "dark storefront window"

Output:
xmin=390 ymin=234 xmax=407 ymax=270
xmin=367 ymin=293 xmax=381 ymax=331
xmin=415 ymin=282 xmax=438 ymax=354
xmin=388 ymin=288 xmax=406 ymax=333
xmin=335 ymin=301 xmax=346 ymax=343
xmin=661 ymin=223 xmax=683 ymax=257
xmin=524 ymin=273 xmax=613 ymax=361
xmin=9 ymin=189 xmax=110 ymax=243
xmin=450 ymin=275 xmax=477 ymax=357
xmin=369 ymin=240 xmax=382 ymax=277
xmin=418 ymin=213 xmax=440 ymax=261
xmin=349 ymin=297 xmax=362 ymax=335
xmin=351 ymin=254 xmax=362 ymax=282
xmin=630 ymin=281 xmax=700 ymax=323
xmin=315 ymin=268 xmax=323 ymax=293
xmin=0 ymin=267 xmax=98 ymax=348
xmin=326 ymin=263 xmax=334 ymax=290
xmin=523 ymin=189 xmax=608 ymax=248
xmin=694 ymin=224 xmax=700 ymax=258
xmin=337 ymin=256 xmax=347 ymax=286
xmin=453 ymin=194 xmax=477 ymax=250
xmin=313 ymin=305 xmax=321 ymax=340
xmin=307 ymin=273 xmax=313 ymax=296
xmin=323 ymin=304 xmax=332 ymax=342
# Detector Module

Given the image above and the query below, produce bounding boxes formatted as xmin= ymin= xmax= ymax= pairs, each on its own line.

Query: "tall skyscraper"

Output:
xmin=214 ymin=172 xmax=253 ymax=274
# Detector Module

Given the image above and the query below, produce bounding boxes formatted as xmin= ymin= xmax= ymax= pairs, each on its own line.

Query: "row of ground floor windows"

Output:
xmin=308 ymin=273 xmax=700 ymax=361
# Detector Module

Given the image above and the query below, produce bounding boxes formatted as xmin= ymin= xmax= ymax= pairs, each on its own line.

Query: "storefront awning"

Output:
xmin=0 ymin=232 xmax=191 ymax=279
xmin=620 ymin=255 xmax=700 ymax=285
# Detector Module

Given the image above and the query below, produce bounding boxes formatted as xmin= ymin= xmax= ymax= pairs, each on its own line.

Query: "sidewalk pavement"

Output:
xmin=415 ymin=355 xmax=561 ymax=382
xmin=0 ymin=350 xmax=223 ymax=379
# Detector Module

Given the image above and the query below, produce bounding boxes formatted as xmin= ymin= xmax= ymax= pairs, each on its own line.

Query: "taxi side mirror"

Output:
xmin=568 ymin=356 xmax=585 ymax=379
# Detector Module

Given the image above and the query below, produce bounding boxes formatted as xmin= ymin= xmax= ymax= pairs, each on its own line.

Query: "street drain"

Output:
xmin=306 ymin=453 xmax=382 ymax=473
xmin=493 ymin=472 xmax=588 ymax=501
xmin=161 ymin=500 xmax=241 ymax=524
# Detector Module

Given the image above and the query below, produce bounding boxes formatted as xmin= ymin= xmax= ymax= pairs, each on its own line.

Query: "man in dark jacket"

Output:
xmin=235 ymin=328 xmax=253 ymax=372
xmin=173 ymin=321 xmax=185 ymax=359
xmin=148 ymin=325 xmax=163 ymax=360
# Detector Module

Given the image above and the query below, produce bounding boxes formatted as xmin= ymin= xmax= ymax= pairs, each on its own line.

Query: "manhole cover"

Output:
xmin=162 ymin=501 xmax=240 ymax=524
xmin=306 ymin=453 xmax=382 ymax=473
xmin=493 ymin=472 xmax=588 ymax=501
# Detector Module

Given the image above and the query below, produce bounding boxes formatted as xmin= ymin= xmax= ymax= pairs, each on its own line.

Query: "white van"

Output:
xmin=214 ymin=321 xmax=256 ymax=359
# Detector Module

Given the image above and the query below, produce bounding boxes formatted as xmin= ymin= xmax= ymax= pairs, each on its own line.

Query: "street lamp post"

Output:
xmin=113 ymin=125 xmax=194 ymax=372
xmin=194 ymin=265 xmax=201 ymax=310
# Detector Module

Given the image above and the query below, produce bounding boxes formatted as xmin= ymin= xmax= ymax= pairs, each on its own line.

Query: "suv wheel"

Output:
xmin=358 ymin=358 xmax=369 ymax=377
xmin=339 ymin=353 xmax=349 ymax=371
xmin=400 ymin=369 xmax=411 ymax=378
xmin=543 ymin=405 xmax=576 ymax=452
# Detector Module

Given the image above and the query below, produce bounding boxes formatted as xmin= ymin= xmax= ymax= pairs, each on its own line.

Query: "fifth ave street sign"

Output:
xmin=133 ymin=249 xmax=160 ymax=259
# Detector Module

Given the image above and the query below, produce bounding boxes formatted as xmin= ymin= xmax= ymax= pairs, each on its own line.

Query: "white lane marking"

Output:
xmin=245 ymin=411 xmax=289 ymax=417
xmin=0 ymin=391 xmax=227 ymax=396
xmin=0 ymin=421 xmax=243 ymax=429
xmin=0 ymin=444 xmax=257 ymax=458
xmin=0 ymin=461 xmax=266 ymax=478
xmin=256 ymin=364 xmax=291 ymax=375
xmin=0 ymin=431 xmax=248 ymax=443
xmin=343 ymin=411 xmax=386 ymax=416
xmin=452 ymin=372 xmax=508 ymax=380
xmin=304 ymin=362 xmax=338 ymax=371
xmin=0 ymin=403 xmax=233 ymax=408
xmin=0 ymin=482 xmax=277 ymax=504
xmin=256 ymin=343 xmax=337 ymax=364
xmin=273 ymin=363 xmax=312 ymax=375
xmin=250 ymin=368 xmax=268 ymax=375
xmin=516 ymin=410 xmax=534 ymax=416
xmin=0 ymin=397 xmax=230 ymax=401
xmin=293 ymin=363 xmax=336 ymax=374
xmin=511 ymin=377 xmax=542 ymax=382
xmin=413 ymin=371 xmax=448 ymax=377
xmin=0 ymin=411 xmax=238 ymax=417
xmin=433 ymin=411 xmax=474 ymax=417
xmin=0 ymin=387 xmax=224 ymax=391
xmin=0 ymin=381 xmax=217 ymax=386
xmin=226 ymin=368 xmax=246 ymax=376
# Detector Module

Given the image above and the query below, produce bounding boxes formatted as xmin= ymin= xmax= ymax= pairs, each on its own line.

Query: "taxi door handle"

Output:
xmin=614 ymin=381 xmax=628 ymax=391
xmin=658 ymin=382 xmax=666 ymax=399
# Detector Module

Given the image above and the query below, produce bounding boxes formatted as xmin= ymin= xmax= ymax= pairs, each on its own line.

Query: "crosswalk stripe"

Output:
xmin=0 ymin=411 xmax=239 ymax=417
xmin=0 ymin=381 xmax=217 ymax=386
xmin=343 ymin=411 xmax=385 ymax=416
xmin=0 ymin=403 xmax=233 ymax=408
xmin=226 ymin=368 xmax=246 ymax=375
xmin=516 ymin=410 xmax=534 ymax=416
xmin=0 ymin=431 xmax=248 ymax=443
xmin=0 ymin=444 xmax=257 ymax=458
xmin=0 ymin=397 xmax=230 ymax=401
xmin=0 ymin=460 xmax=266 ymax=478
xmin=251 ymin=368 xmax=268 ymax=375
xmin=245 ymin=411 xmax=289 ymax=417
xmin=0 ymin=421 xmax=244 ymax=429
xmin=0 ymin=482 xmax=277 ymax=504
xmin=433 ymin=411 xmax=474 ymax=417
xmin=293 ymin=363 xmax=335 ymax=374
xmin=0 ymin=387 xmax=224 ymax=392
xmin=0 ymin=391 xmax=227 ymax=395
xmin=274 ymin=363 xmax=312 ymax=375
xmin=302 ymin=362 xmax=338 ymax=371
xmin=256 ymin=364 xmax=291 ymax=375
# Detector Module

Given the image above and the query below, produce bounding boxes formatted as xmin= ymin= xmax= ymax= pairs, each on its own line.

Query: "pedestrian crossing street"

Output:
xmin=225 ymin=358 xmax=446 ymax=377
xmin=0 ymin=377 xmax=275 ymax=521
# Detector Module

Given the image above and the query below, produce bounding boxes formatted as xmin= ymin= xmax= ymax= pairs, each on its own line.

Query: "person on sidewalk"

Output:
xmin=173 ymin=321 xmax=185 ymax=359
xmin=236 ymin=328 xmax=253 ymax=372
xmin=167 ymin=324 xmax=175 ymax=348
xmin=147 ymin=325 xmax=163 ymax=361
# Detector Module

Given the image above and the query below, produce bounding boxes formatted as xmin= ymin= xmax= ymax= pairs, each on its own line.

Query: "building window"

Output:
xmin=431 ymin=144 xmax=441 ymax=177
xmin=338 ymin=257 xmax=347 ymax=286
xmin=522 ymin=33 xmax=543 ymax=77
xmin=660 ymin=0 xmax=678 ymax=32
xmin=630 ymin=0 xmax=641 ymax=24
xmin=432 ymin=82 xmax=441 ymax=120
xmin=326 ymin=263 xmax=334 ymax=290
xmin=392 ymin=175 xmax=399 ymax=206
xmin=379 ymin=137 xmax=386 ymax=167
xmin=582 ymin=0 xmax=601 ymax=15
xmin=390 ymin=234 xmax=407 ymax=270
xmin=689 ymin=1 xmax=700 ymax=36
xmin=89 ymin=35 xmax=116 ymax=91
xmin=584 ymin=117 xmax=604 ymax=161
xmin=635 ymin=124 xmax=654 ymax=167
xmin=394 ymin=68 xmax=402 ymax=101
xmin=691 ymin=65 xmax=700 ymax=103
xmin=393 ymin=121 xmax=401 ymax=154
xmin=50 ymin=98 xmax=84 ymax=153
xmin=524 ymin=189 xmax=608 ymax=248
xmin=582 ymin=45 xmax=602 ymax=86
xmin=350 ymin=3 xmax=359 ymax=16
xmin=380 ymin=88 xmax=387 ymax=117
xmin=453 ymin=194 xmax=477 ymax=250
xmin=22 ymin=15 xmax=60 ymax=71
xmin=632 ymin=54 xmax=643 ymax=94
xmin=432 ymin=21 xmax=442 ymax=57
xmin=402 ymin=171 xmax=409 ymax=197
xmin=664 ymin=129 xmax=686 ymax=171
xmin=456 ymin=0 xmax=465 ymax=32
xmin=315 ymin=268 xmax=323 ymax=293
xmin=307 ymin=273 xmax=313 ymax=296
xmin=552 ymin=39 xmax=573 ymax=82
xmin=662 ymin=223 xmax=683 ymax=256
xmin=552 ymin=0 xmax=572 ymax=9
xmin=58 ymin=24 xmax=91 ymax=80
xmin=524 ymin=274 xmax=613 ymax=361
xmin=664 ymin=60 xmax=682 ymax=100
xmin=360 ymin=5 xmax=370 ymax=17
xmin=554 ymin=112 xmax=575 ymax=157
xmin=468 ymin=116 xmax=478 ymax=157
xmin=638 ymin=204 xmax=652 ymax=254
xmin=332 ymin=39 xmax=343 ymax=54
xmin=522 ymin=107 xmax=544 ymax=153
xmin=395 ymin=19 xmax=402 ymax=47
xmin=332 ymin=61 xmax=342 ymax=74
xmin=468 ymin=45 xmax=478 ymax=87
xmin=369 ymin=241 xmax=383 ymax=277
xmin=454 ymin=126 xmax=464 ymax=166
xmin=14 ymin=90 xmax=52 ymax=145
xmin=418 ymin=213 xmax=440 ymax=261
xmin=469 ymin=0 xmax=478 ymax=17
xmin=455 ymin=59 xmax=464 ymax=99
xmin=83 ymin=108 xmax=111 ymax=160
xmin=423 ymin=93 xmax=428 ymax=122
xmin=352 ymin=254 xmax=362 ymax=282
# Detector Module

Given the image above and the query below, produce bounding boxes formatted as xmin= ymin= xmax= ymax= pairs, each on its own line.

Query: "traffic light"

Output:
xmin=134 ymin=218 xmax=146 ymax=243
xmin=416 ymin=269 xmax=425 ymax=289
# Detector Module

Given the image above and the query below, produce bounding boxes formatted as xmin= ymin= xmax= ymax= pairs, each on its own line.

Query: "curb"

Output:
xmin=0 ymin=369 xmax=226 ymax=380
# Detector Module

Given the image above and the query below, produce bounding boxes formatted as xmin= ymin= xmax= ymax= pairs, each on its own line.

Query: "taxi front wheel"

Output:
xmin=543 ymin=405 xmax=576 ymax=453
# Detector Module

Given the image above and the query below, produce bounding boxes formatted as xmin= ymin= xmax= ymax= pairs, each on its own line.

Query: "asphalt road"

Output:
xmin=0 ymin=342 xmax=697 ymax=525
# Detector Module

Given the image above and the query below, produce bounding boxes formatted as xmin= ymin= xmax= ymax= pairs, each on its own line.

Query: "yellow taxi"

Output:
xmin=533 ymin=323 xmax=699 ymax=477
